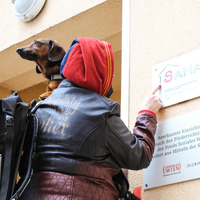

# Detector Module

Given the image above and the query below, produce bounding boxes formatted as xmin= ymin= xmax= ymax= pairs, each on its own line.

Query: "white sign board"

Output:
xmin=152 ymin=48 xmax=200 ymax=107
xmin=143 ymin=110 xmax=200 ymax=189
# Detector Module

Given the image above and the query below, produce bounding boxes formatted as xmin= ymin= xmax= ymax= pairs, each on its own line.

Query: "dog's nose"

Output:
xmin=16 ymin=47 xmax=23 ymax=54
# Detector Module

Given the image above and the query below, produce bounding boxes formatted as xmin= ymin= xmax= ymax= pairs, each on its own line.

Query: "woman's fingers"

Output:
xmin=140 ymin=85 xmax=163 ymax=114
xmin=149 ymin=85 xmax=161 ymax=95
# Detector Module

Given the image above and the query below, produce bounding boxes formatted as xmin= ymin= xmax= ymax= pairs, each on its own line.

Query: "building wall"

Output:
xmin=0 ymin=86 xmax=12 ymax=98
xmin=0 ymin=0 xmax=122 ymax=104
xmin=129 ymin=0 xmax=200 ymax=199
xmin=0 ymin=0 xmax=106 ymax=52
xmin=0 ymin=0 xmax=107 ymax=100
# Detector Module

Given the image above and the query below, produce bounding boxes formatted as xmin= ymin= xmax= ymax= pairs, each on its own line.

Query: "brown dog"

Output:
xmin=16 ymin=38 xmax=66 ymax=100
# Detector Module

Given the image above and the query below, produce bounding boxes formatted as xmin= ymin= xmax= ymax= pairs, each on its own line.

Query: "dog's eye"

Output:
xmin=34 ymin=41 xmax=39 ymax=45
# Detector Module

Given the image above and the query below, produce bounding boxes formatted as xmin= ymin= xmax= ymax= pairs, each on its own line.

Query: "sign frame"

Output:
xmin=152 ymin=48 xmax=200 ymax=107
xmin=143 ymin=109 xmax=200 ymax=189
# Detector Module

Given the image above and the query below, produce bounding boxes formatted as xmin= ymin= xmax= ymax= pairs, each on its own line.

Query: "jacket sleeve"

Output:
xmin=105 ymin=112 xmax=157 ymax=170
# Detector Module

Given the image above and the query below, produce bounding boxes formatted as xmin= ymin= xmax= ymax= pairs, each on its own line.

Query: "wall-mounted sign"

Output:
xmin=143 ymin=110 xmax=200 ymax=189
xmin=152 ymin=48 xmax=200 ymax=107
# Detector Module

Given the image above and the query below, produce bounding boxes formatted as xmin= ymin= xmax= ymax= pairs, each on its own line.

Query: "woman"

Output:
xmin=19 ymin=37 xmax=162 ymax=200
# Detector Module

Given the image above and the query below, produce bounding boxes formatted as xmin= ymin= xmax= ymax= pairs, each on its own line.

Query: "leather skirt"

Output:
xmin=18 ymin=171 xmax=119 ymax=200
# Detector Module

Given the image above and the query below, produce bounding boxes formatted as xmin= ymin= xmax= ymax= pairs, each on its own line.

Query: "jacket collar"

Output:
xmin=58 ymin=79 xmax=79 ymax=88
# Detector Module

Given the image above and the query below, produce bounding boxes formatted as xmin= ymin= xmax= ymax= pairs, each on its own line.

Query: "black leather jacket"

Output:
xmin=33 ymin=79 xmax=156 ymax=174
xmin=19 ymin=79 xmax=156 ymax=200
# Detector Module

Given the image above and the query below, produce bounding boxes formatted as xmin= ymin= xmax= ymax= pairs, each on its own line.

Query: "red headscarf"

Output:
xmin=60 ymin=37 xmax=114 ymax=96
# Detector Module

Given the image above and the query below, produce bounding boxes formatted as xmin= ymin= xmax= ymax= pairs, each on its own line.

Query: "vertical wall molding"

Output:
xmin=121 ymin=0 xmax=130 ymax=127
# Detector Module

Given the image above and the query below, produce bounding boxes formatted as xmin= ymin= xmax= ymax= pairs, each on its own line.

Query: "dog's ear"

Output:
xmin=48 ymin=40 xmax=65 ymax=62
xmin=36 ymin=65 xmax=42 ymax=74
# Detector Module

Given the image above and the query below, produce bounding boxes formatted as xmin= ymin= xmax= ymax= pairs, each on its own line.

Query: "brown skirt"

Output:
xmin=18 ymin=171 xmax=119 ymax=200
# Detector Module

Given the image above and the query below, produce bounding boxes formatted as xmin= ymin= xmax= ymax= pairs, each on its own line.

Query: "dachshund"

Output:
xmin=16 ymin=38 xmax=66 ymax=100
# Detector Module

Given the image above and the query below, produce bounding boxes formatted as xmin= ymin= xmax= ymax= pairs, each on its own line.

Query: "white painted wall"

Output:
xmin=129 ymin=0 xmax=200 ymax=199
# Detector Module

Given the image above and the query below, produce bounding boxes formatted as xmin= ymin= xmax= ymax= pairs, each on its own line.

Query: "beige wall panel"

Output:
xmin=1 ymin=69 xmax=46 ymax=91
xmin=129 ymin=0 xmax=200 ymax=199
xmin=0 ymin=86 xmax=12 ymax=99
xmin=111 ymin=50 xmax=121 ymax=104
xmin=111 ymin=89 xmax=121 ymax=104
xmin=18 ymin=82 xmax=47 ymax=103
xmin=0 ymin=0 xmax=106 ymax=52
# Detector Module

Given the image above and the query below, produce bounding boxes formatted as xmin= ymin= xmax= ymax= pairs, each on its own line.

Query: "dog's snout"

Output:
xmin=16 ymin=47 xmax=23 ymax=54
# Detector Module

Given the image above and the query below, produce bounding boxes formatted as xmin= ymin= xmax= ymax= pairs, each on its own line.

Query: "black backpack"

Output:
xmin=113 ymin=170 xmax=141 ymax=200
xmin=0 ymin=92 xmax=40 ymax=200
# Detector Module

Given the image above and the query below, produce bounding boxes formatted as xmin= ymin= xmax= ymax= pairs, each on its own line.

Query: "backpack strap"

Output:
xmin=11 ymin=100 xmax=42 ymax=200
xmin=0 ymin=93 xmax=20 ymax=200
xmin=113 ymin=169 xmax=141 ymax=200
xmin=127 ymin=191 xmax=141 ymax=200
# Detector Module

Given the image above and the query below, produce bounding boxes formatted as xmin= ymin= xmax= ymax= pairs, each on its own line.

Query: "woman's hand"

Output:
xmin=140 ymin=85 xmax=163 ymax=114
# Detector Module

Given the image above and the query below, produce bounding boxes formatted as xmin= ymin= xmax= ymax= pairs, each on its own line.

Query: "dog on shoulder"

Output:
xmin=16 ymin=38 xmax=66 ymax=100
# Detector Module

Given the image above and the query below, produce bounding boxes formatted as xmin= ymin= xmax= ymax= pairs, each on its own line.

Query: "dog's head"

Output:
xmin=16 ymin=38 xmax=66 ymax=80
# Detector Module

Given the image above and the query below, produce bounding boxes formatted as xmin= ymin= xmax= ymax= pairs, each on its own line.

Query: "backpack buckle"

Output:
xmin=5 ymin=115 xmax=14 ymax=127
xmin=4 ymin=115 xmax=14 ymax=141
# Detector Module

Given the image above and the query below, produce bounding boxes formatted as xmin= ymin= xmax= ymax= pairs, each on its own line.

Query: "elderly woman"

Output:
xmin=19 ymin=37 xmax=162 ymax=200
